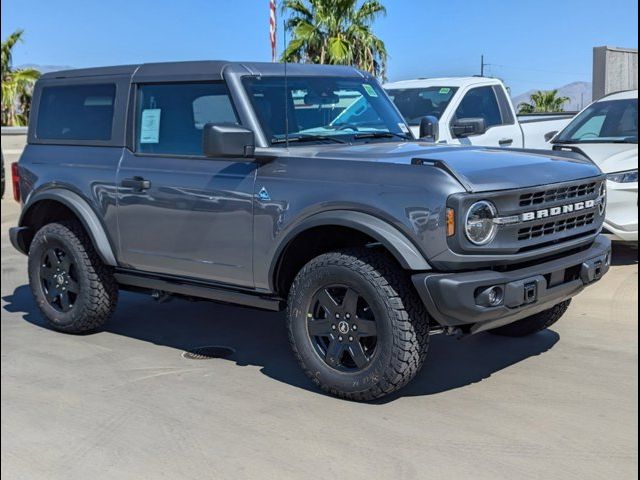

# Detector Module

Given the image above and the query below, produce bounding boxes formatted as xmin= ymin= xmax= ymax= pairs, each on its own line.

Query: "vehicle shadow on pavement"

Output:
xmin=4 ymin=284 xmax=558 ymax=402
xmin=611 ymin=243 xmax=638 ymax=266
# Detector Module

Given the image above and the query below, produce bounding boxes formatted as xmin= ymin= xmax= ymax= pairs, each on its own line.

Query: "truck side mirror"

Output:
xmin=203 ymin=123 xmax=255 ymax=159
xmin=544 ymin=130 xmax=558 ymax=142
xmin=419 ymin=116 xmax=439 ymax=141
xmin=451 ymin=117 xmax=487 ymax=138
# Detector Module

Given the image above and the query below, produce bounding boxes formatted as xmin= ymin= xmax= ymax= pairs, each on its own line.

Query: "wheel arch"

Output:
xmin=270 ymin=210 xmax=431 ymax=295
xmin=18 ymin=188 xmax=118 ymax=266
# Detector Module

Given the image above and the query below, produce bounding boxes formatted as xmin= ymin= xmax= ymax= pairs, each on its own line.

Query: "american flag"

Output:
xmin=269 ymin=0 xmax=277 ymax=62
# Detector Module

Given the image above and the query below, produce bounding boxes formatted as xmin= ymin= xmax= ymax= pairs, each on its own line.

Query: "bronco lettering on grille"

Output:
xmin=521 ymin=199 xmax=597 ymax=222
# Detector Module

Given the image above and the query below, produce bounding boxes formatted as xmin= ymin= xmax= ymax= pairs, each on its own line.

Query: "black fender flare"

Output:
xmin=19 ymin=188 xmax=118 ymax=266
xmin=270 ymin=210 xmax=431 ymax=288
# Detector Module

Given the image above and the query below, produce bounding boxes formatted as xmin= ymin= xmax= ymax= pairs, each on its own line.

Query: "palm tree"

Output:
xmin=518 ymin=89 xmax=570 ymax=114
xmin=281 ymin=0 xmax=388 ymax=79
xmin=2 ymin=29 xmax=40 ymax=126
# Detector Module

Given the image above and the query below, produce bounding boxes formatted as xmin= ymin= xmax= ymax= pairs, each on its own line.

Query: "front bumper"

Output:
xmin=412 ymin=235 xmax=611 ymax=334
xmin=603 ymin=180 xmax=637 ymax=242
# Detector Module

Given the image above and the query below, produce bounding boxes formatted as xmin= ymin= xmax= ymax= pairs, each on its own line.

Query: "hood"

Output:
xmin=279 ymin=142 xmax=603 ymax=193
xmin=555 ymin=143 xmax=638 ymax=174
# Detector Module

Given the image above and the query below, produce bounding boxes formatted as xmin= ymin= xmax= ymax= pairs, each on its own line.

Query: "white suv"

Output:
xmin=552 ymin=90 xmax=638 ymax=242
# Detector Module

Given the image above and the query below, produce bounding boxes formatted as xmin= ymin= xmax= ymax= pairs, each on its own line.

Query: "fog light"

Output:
xmin=476 ymin=285 xmax=504 ymax=307
xmin=487 ymin=287 xmax=503 ymax=306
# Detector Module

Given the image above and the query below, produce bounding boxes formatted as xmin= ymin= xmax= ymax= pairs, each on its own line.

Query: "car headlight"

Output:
xmin=607 ymin=169 xmax=638 ymax=183
xmin=465 ymin=201 xmax=498 ymax=245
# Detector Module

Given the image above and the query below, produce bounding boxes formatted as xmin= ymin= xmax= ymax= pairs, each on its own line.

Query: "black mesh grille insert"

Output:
xmin=518 ymin=212 xmax=596 ymax=241
xmin=519 ymin=182 xmax=598 ymax=207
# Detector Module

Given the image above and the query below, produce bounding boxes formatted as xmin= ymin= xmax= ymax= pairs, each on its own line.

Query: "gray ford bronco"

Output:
xmin=10 ymin=61 xmax=611 ymax=400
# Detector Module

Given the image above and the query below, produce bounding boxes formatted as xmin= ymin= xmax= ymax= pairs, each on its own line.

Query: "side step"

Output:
xmin=114 ymin=270 xmax=284 ymax=311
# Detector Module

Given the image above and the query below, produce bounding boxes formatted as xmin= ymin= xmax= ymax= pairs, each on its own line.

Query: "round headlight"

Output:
xmin=465 ymin=201 xmax=498 ymax=245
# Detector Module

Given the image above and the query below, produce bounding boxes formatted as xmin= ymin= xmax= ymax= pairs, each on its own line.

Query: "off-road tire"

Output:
xmin=28 ymin=220 xmax=118 ymax=333
xmin=489 ymin=300 xmax=571 ymax=337
xmin=287 ymin=248 xmax=430 ymax=401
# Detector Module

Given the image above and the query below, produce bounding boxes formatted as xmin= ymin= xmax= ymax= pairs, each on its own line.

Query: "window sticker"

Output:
xmin=140 ymin=109 xmax=161 ymax=144
xmin=439 ymin=88 xmax=451 ymax=95
xmin=363 ymin=84 xmax=378 ymax=97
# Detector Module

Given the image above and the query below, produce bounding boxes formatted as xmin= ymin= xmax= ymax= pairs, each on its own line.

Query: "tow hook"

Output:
xmin=151 ymin=290 xmax=173 ymax=303
xmin=429 ymin=326 xmax=463 ymax=336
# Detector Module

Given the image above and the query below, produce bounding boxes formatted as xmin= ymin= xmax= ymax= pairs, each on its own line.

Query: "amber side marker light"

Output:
xmin=446 ymin=208 xmax=455 ymax=237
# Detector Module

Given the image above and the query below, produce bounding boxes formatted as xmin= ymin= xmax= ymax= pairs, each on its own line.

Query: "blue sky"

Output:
xmin=1 ymin=0 xmax=637 ymax=95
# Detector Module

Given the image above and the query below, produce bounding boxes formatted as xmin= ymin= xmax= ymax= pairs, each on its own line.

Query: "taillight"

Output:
xmin=11 ymin=162 xmax=20 ymax=202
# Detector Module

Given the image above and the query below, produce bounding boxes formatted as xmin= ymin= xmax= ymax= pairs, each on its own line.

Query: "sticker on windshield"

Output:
xmin=439 ymin=88 xmax=451 ymax=94
xmin=398 ymin=123 xmax=410 ymax=134
xmin=140 ymin=109 xmax=161 ymax=144
xmin=363 ymin=84 xmax=378 ymax=97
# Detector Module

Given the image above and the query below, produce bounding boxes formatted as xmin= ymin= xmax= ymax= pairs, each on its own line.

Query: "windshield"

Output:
xmin=242 ymin=76 xmax=411 ymax=145
xmin=555 ymin=98 xmax=638 ymax=144
xmin=385 ymin=87 xmax=458 ymax=124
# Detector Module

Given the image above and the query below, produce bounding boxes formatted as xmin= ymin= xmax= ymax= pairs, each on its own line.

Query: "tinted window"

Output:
xmin=493 ymin=86 xmax=515 ymax=125
xmin=135 ymin=82 xmax=238 ymax=155
xmin=386 ymin=87 xmax=458 ymax=124
xmin=556 ymin=98 xmax=637 ymax=144
xmin=37 ymin=84 xmax=116 ymax=141
xmin=454 ymin=86 xmax=502 ymax=128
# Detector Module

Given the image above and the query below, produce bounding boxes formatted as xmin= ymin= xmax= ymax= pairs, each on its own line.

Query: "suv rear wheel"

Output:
xmin=287 ymin=248 xmax=429 ymax=401
xmin=28 ymin=220 xmax=118 ymax=333
xmin=488 ymin=300 xmax=571 ymax=337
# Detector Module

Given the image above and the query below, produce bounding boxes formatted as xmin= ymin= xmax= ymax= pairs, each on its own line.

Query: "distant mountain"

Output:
xmin=17 ymin=64 xmax=74 ymax=74
xmin=512 ymin=81 xmax=592 ymax=112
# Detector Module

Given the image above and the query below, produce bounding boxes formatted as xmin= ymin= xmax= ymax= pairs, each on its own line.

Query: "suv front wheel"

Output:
xmin=28 ymin=220 xmax=118 ymax=333
xmin=287 ymin=248 xmax=429 ymax=401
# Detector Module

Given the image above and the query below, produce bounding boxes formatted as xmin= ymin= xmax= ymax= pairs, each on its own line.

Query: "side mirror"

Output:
xmin=419 ymin=115 xmax=439 ymax=141
xmin=203 ymin=123 xmax=255 ymax=159
xmin=544 ymin=130 xmax=558 ymax=142
xmin=451 ymin=117 xmax=487 ymax=138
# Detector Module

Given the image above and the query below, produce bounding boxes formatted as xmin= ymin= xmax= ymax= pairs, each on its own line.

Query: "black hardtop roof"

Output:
xmin=40 ymin=60 xmax=368 ymax=82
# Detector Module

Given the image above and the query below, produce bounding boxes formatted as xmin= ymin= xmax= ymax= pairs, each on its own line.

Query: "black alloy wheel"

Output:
xmin=39 ymin=245 xmax=80 ymax=312
xmin=307 ymin=285 xmax=378 ymax=371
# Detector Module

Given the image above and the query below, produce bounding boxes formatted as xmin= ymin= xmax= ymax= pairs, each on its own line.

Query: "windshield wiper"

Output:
xmin=353 ymin=132 xmax=412 ymax=141
xmin=271 ymin=134 xmax=348 ymax=145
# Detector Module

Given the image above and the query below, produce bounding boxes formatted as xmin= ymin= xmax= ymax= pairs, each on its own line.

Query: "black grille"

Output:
xmin=519 ymin=181 xmax=598 ymax=207
xmin=517 ymin=212 xmax=596 ymax=241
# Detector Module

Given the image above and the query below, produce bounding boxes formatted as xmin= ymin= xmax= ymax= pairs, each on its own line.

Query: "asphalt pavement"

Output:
xmin=1 ymin=190 xmax=638 ymax=479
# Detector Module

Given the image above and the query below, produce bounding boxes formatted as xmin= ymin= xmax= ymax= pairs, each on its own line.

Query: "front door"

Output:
xmin=448 ymin=85 xmax=523 ymax=148
xmin=116 ymin=81 xmax=256 ymax=287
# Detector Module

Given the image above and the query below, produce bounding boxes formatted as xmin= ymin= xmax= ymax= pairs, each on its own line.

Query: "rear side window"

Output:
xmin=135 ymin=82 xmax=238 ymax=155
xmin=493 ymin=86 xmax=515 ymax=125
xmin=453 ymin=86 xmax=503 ymax=128
xmin=36 ymin=84 xmax=116 ymax=141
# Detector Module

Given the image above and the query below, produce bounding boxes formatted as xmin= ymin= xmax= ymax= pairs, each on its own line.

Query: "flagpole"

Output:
xmin=270 ymin=0 xmax=277 ymax=62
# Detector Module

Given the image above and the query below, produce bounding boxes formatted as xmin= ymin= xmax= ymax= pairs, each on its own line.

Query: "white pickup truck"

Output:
xmin=383 ymin=77 xmax=574 ymax=149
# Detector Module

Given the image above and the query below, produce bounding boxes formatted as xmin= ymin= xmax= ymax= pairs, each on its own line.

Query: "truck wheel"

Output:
xmin=287 ymin=248 xmax=429 ymax=401
xmin=28 ymin=220 xmax=118 ymax=333
xmin=489 ymin=300 xmax=571 ymax=337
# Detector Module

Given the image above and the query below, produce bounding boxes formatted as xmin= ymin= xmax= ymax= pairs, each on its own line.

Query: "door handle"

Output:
xmin=499 ymin=138 xmax=514 ymax=146
xmin=121 ymin=176 xmax=151 ymax=191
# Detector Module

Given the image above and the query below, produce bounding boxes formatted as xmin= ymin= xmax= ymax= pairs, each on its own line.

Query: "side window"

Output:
xmin=493 ymin=86 xmax=515 ymax=125
xmin=453 ymin=86 xmax=502 ymax=129
xmin=36 ymin=84 xmax=116 ymax=141
xmin=135 ymin=82 xmax=238 ymax=155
